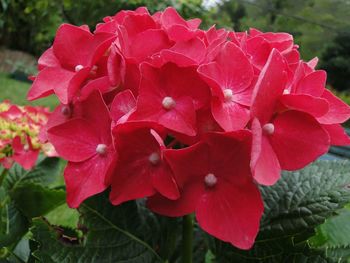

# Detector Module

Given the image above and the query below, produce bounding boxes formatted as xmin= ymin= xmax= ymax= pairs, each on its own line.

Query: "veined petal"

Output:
xmin=196 ymin=178 xmax=263 ymax=250
xmin=270 ymin=110 xmax=330 ymax=170
xmin=48 ymin=119 xmax=100 ymax=162
xmin=251 ymin=49 xmax=288 ymax=123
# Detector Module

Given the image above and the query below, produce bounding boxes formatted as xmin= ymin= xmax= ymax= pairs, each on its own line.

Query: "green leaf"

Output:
xmin=45 ymin=203 xmax=79 ymax=229
xmin=31 ymin=193 xmax=164 ymax=263
xmin=0 ymin=202 xmax=29 ymax=247
xmin=0 ymin=157 xmax=63 ymax=253
xmin=3 ymin=157 xmax=63 ymax=192
xmin=10 ymin=183 xmax=66 ymax=218
xmin=210 ymin=160 xmax=350 ymax=262
xmin=309 ymin=206 xmax=350 ymax=260
xmin=11 ymin=237 xmax=31 ymax=263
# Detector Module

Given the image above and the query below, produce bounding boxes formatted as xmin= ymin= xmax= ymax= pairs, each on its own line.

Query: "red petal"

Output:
xmin=110 ymin=168 xmax=155 ymax=206
xmin=13 ymin=149 xmax=39 ymax=170
xmin=296 ymin=70 xmax=326 ymax=97
xmin=251 ymin=49 xmax=288 ymax=123
xmin=323 ymin=124 xmax=350 ymax=146
xmin=160 ymin=7 xmax=188 ymax=28
xmin=11 ymin=136 xmax=23 ymax=152
xmin=160 ymin=37 xmax=206 ymax=66
xmin=164 ymin=142 xmax=210 ymax=188
xmin=12 ymin=136 xmax=40 ymax=170
xmin=270 ymin=111 xmax=330 ymax=170
xmin=53 ymin=24 xmax=94 ymax=68
xmin=48 ymin=119 xmax=100 ymax=162
xmin=122 ymin=13 xmax=157 ymax=38
xmin=317 ymin=90 xmax=350 ymax=124
xmin=110 ymin=89 xmax=136 ymax=123
xmin=79 ymin=90 xmax=112 ymax=138
xmin=251 ymin=118 xmax=281 ymax=185
xmin=211 ymin=98 xmax=250 ymax=131
xmin=38 ymin=48 xmax=60 ymax=70
xmin=280 ymin=94 xmax=329 ymax=118
xmin=53 ymin=24 xmax=113 ymax=69
xmin=167 ymin=24 xmax=197 ymax=42
xmin=64 ymin=154 xmax=114 ymax=208
xmin=0 ymin=157 xmax=13 ymax=169
xmin=160 ymin=97 xmax=197 ymax=136
xmin=27 ymin=67 xmax=62 ymax=101
xmin=246 ymin=36 xmax=271 ymax=70
xmin=27 ymin=67 xmax=89 ymax=104
xmin=129 ymin=29 xmax=172 ymax=62
xmin=198 ymin=42 xmax=253 ymax=99
xmin=196 ymin=178 xmax=263 ymax=250
xmin=151 ymin=162 xmax=180 ymax=200
xmin=147 ymin=181 xmax=204 ymax=217
xmin=133 ymin=63 xmax=210 ymax=135
xmin=110 ymin=126 xmax=177 ymax=204
xmin=107 ymin=45 xmax=125 ymax=87
xmin=81 ymin=76 xmax=115 ymax=98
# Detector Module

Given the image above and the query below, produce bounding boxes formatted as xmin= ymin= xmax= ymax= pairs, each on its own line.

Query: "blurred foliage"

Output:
xmin=0 ymin=0 xmax=208 ymax=55
xmin=321 ymin=32 xmax=350 ymax=91
xmin=61 ymin=0 xmax=208 ymax=27
xmin=1 ymin=0 xmax=350 ymax=92
xmin=0 ymin=0 xmax=63 ymax=56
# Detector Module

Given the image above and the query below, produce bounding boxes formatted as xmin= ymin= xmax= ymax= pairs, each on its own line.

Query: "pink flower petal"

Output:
xmin=251 ymin=49 xmax=288 ymax=123
xmin=270 ymin=110 xmax=330 ymax=170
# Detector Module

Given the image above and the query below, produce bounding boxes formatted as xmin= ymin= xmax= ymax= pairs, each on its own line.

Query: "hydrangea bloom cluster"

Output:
xmin=28 ymin=7 xmax=350 ymax=249
xmin=0 ymin=101 xmax=53 ymax=170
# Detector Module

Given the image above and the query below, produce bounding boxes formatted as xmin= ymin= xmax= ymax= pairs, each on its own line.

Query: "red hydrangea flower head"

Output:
xmin=28 ymin=6 xmax=350 ymax=249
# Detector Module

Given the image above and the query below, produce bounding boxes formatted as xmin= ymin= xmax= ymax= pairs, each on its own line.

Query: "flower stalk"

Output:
xmin=182 ymin=214 xmax=194 ymax=263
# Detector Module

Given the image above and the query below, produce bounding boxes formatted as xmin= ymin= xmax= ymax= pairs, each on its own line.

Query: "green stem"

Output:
xmin=182 ymin=214 xmax=194 ymax=263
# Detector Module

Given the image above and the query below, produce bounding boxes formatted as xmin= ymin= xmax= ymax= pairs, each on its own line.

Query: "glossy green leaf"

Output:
xmin=11 ymin=183 xmax=66 ymax=218
xmin=309 ymin=206 xmax=350 ymax=261
xmin=0 ymin=202 xmax=29 ymax=247
xmin=31 ymin=193 xmax=164 ymax=263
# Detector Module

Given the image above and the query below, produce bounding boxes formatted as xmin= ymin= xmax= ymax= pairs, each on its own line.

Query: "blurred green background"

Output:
xmin=0 ymin=0 xmax=350 ymax=109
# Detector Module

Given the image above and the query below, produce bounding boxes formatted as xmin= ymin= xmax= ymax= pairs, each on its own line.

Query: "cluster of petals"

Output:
xmin=28 ymin=7 xmax=350 ymax=249
xmin=0 ymin=101 xmax=54 ymax=170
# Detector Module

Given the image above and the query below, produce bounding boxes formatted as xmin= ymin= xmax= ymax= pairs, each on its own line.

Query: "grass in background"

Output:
xmin=0 ymin=72 xmax=58 ymax=109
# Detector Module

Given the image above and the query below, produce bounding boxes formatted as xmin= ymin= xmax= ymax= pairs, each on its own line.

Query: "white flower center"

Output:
xmin=283 ymin=89 xmax=290 ymax=95
xmin=23 ymin=144 xmax=30 ymax=151
xmin=204 ymin=173 xmax=217 ymax=187
xmin=96 ymin=144 xmax=107 ymax=155
xmin=148 ymin=152 xmax=160 ymax=165
xmin=223 ymin=89 xmax=233 ymax=102
xmin=75 ymin=64 xmax=84 ymax=72
xmin=263 ymin=123 xmax=275 ymax=135
xmin=162 ymin=96 xmax=176 ymax=110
